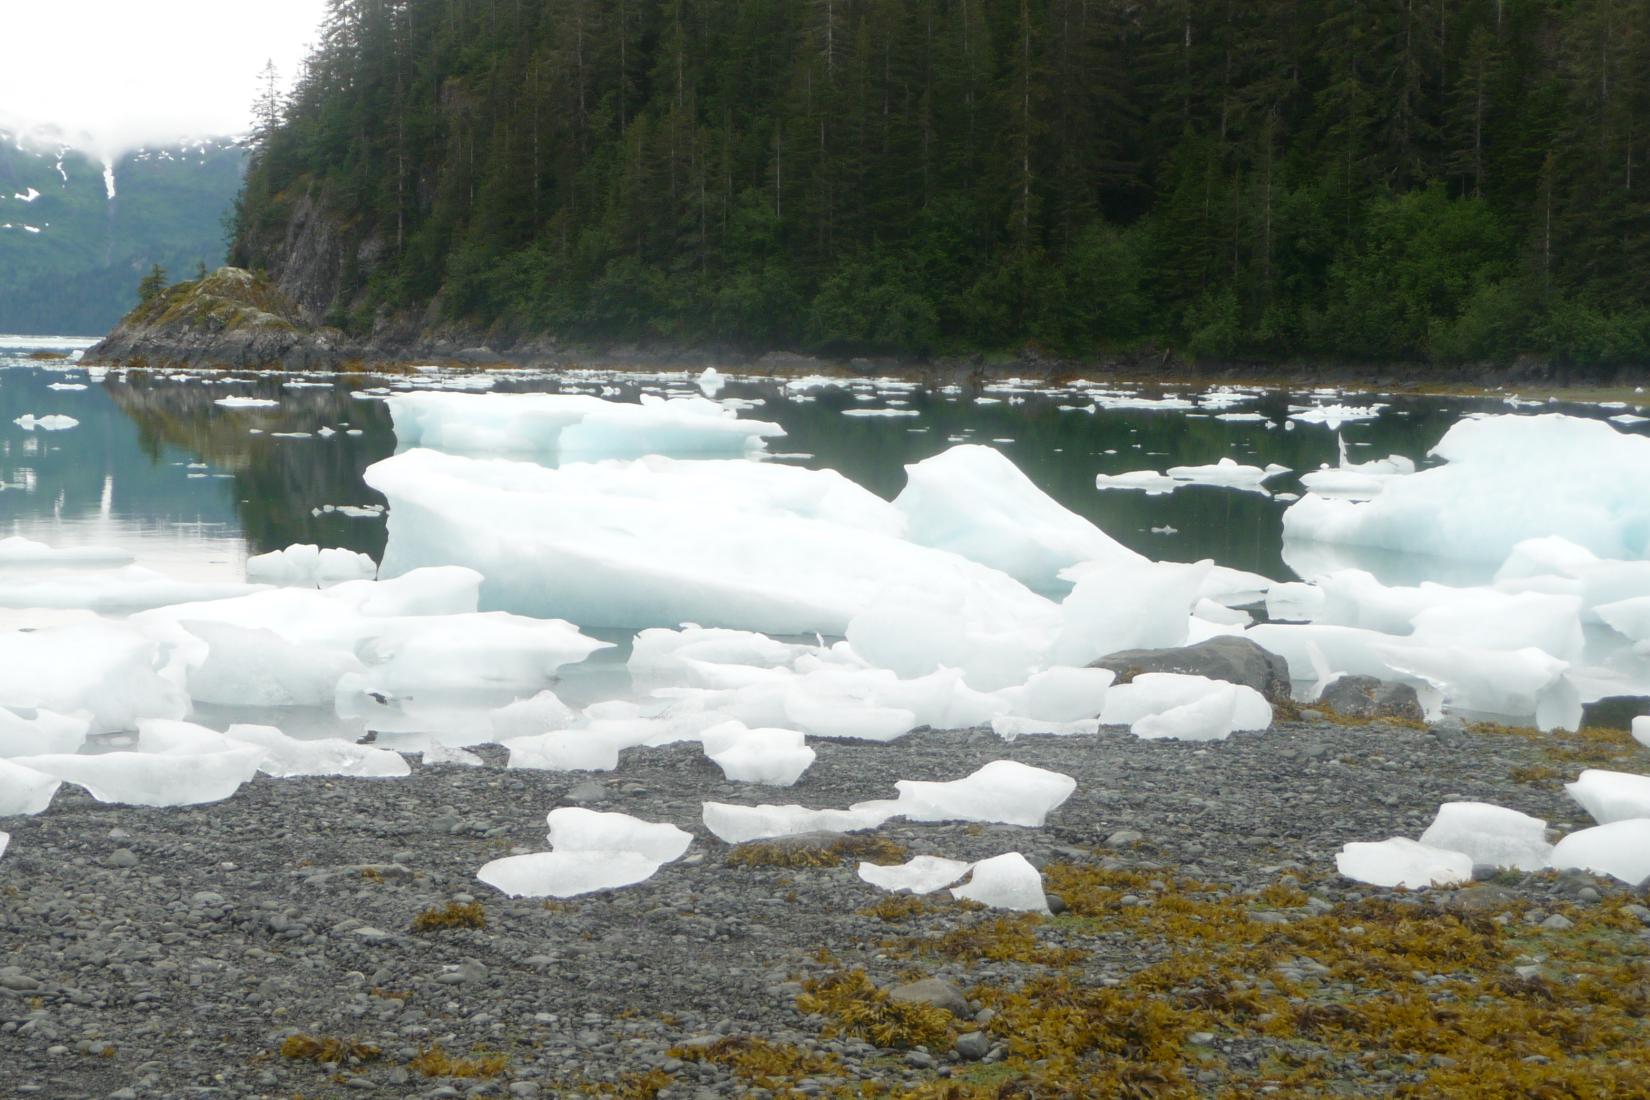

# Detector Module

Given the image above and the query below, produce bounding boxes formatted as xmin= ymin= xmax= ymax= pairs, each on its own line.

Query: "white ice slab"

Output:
xmin=1334 ymin=837 xmax=1473 ymax=888
xmin=1051 ymin=559 xmax=1211 ymax=667
xmin=223 ymin=723 xmax=411 ymax=778
xmin=0 ymin=758 xmax=60 ymax=816
xmin=700 ymin=800 xmax=898 ymax=844
xmin=545 ymin=807 xmax=692 ymax=863
xmin=0 ymin=621 xmax=188 ymax=734
xmin=1417 ymin=802 xmax=1552 ymax=871
xmin=476 ymin=850 xmax=665 ymax=898
xmin=890 ymin=760 xmax=1075 ymax=827
xmin=706 ymin=726 xmax=815 ymax=786
xmin=1130 ymin=683 xmax=1239 ymax=742
xmin=13 ymin=746 xmax=261 ymax=807
xmin=0 ymin=708 xmax=89 ymax=758
xmin=1549 ymin=820 xmax=1650 ymax=885
xmin=246 ymin=544 xmax=377 ymax=586
xmin=950 ymin=852 xmax=1050 ymax=913
xmin=1565 ymin=769 xmax=1650 ymax=825
xmin=857 ymin=855 xmax=974 ymax=895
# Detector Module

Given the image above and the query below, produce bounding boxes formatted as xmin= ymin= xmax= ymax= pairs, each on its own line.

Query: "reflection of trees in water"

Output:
xmin=106 ymin=374 xmax=396 ymax=559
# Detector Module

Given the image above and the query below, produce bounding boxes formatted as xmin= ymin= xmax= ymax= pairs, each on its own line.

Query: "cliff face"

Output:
xmin=82 ymin=267 xmax=347 ymax=369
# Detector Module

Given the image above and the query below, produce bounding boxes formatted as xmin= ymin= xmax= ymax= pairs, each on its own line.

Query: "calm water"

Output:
xmin=2 ymin=339 xmax=1637 ymax=598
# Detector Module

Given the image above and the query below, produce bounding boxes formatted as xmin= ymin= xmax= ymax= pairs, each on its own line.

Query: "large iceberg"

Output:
xmin=367 ymin=449 xmax=1050 ymax=636
xmin=1284 ymin=414 xmax=1650 ymax=563
xmin=386 ymin=391 xmax=783 ymax=461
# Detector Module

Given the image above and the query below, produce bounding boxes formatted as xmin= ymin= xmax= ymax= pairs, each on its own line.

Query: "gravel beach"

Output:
xmin=2 ymin=716 xmax=1647 ymax=1099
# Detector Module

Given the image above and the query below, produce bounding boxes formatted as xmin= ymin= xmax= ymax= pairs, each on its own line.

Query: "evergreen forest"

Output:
xmin=234 ymin=0 xmax=1650 ymax=366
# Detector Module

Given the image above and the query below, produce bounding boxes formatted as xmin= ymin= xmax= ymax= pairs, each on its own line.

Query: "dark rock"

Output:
xmin=1579 ymin=695 xmax=1650 ymax=731
xmin=1317 ymin=676 xmax=1426 ymax=722
xmin=953 ymin=1032 xmax=991 ymax=1061
xmin=886 ymin=978 xmax=971 ymax=1019
xmin=1092 ymin=636 xmax=1292 ymax=705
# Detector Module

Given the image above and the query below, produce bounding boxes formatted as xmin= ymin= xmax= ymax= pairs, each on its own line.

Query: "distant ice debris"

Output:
xmin=1288 ymin=403 xmax=1386 ymax=429
xmin=842 ymin=407 xmax=920 ymax=417
xmin=46 ymin=382 xmax=86 ymax=391
xmin=1095 ymin=470 xmax=1181 ymax=494
xmin=1164 ymin=458 xmax=1291 ymax=494
xmin=696 ymin=367 xmax=724 ymax=396
xmin=1334 ymin=837 xmax=1473 ymax=888
xmin=1417 ymin=802 xmax=1552 ymax=871
xmin=388 ymin=391 xmax=780 ymax=461
xmin=246 ymin=544 xmax=377 ymax=586
xmin=213 ymin=396 xmax=280 ymax=409
xmin=12 ymin=414 xmax=78 ymax=431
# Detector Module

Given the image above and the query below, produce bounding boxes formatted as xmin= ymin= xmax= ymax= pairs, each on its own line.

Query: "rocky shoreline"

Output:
xmin=3 ymin=715 xmax=1646 ymax=1099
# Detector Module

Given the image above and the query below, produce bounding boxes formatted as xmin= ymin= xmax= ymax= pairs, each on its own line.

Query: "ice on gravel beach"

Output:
xmin=478 ymin=808 xmax=691 ymax=898
xmin=1564 ymin=770 xmax=1650 ymax=825
xmin=1549 ymin=820 xmax=1650 ymax=885
xmin=857 ymin=855 xmax=975 ymax=895
xmin=0 ymin=758 xmax=60 ymax=816
xmin=950 ymin=852 xmax=1050 ymax=912
xmin=1335 ymin=837 xmax=1473 ymax=889
xmin=1417 ymin=801 xmax=1552 ymax=871
xmin=890 ymin=760 xmax=1076 ymax=827
xmin=545 ymin=807 xmax=692 ymax=863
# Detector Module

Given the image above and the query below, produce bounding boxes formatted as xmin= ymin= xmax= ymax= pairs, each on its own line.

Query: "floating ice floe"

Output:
xmin=388 ymin=391 xmax=781 ymax=461
xmin=12 ymin=414 xmax=78 ymax=431
xmin=1163 ymin=458 xmax=1292 ymax=495
xmin=46 ymin=382 xmax=86 ymax=391
xmin=1334 ymin=837 xmax=1473 ymax=888
xmin=1299 ymin=438 xmax=1416 ymax=501
xmin=1288 ymin=403 xmax=1386 ymax=429
xmin=213 ymin=396 xmax=280 ymax=409
xmin=1565 ymin=769 xmax=1650 ymax=825
xmin=1417 ymin=802 xmax=1552 ymax=871
xmin=1094 ymin=470 xmax=1181 ymax=495
xmin=0 ymin=565 xmax=264 ymax=614
xmin=0 ymin=758 xmax=60 ymax=815
xmin=0 ymin=538 xmax=133 ymax=567
xmin=950 ymin=852 xmax=1050 ymax=912
xmin=1548 ymin=820 xmax=1650 ymax=885
xmin=246 ymin=543 xmax=377 ymax=586
xmin=1284 ymin=414 xmax=1650 ymax=563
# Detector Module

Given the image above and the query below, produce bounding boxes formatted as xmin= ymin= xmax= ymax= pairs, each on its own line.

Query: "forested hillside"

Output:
xmin=0 ymin=135 xmax=245 ymax=335
xmin=234 ymin=0 xmax=1650 ymax=366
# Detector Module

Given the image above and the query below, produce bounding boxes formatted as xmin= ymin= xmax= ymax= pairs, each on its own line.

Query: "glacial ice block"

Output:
xmin=0 ymin=537 xmax=132 ymax=567
xmin=0 ymin=708 xmax=89 ymax=758
xmin=0 ymin=831 xmax=8 ymax=861
xmin=1634 ymin=715 xmax=1650 ymax=749
xmin=13 ymin=747 xmax=262 ymax=807
xmin=1417 ymin=802 xmax=1552 ymax=871
xmin=1050 ymin=559 xmax=1211 ymax=667
xmin=1130 ymin=683 xmax=1239 ymax=742
xmin=893 ymin=444 xmax=1143 ymax=592
xmin=504 ymin=727 xmax=643 ymax=772
xmin=1005 ymin=667 xmax=1115 ymax=723
xmin=1284 ymin=413 xmax=1650 ymax=562
xmin=0 ymin=621 xmax=187 ymax=734
xmin=857 ymin=855 xmax=974 ymax=895
xmin=1163 ymin=458 xmax=1291 ymax=495
xmin=223 ymin=723 xmax=411 ymax=778
xmin=1100 ymin=674 xmax=1272 ymax=732
xmin=1565 ymin=769 xmax=1650 ymax=825
xmin=701 ymin=800 xmax=899 ymax=844
xmin=1334 ymin=838 xmax=1473 ymax=888
xmin=386 ymin=391 xmax=783 ymax=461
xmin=890 ymin=760 xmax=1075 ymax=827
xmin=950 ymin=852 xmax=1050 ymax=912
xmin=183 ymin=621 xmax=365 ymax=707
xmin=366 ymin=449 xmax=1048 ymax=635
xmin=706 ymin=726 xmax=816 ymax=786
xmin=545 ymin=807 xmax=693 ymax=863
xmin=476 ymin=851 xmax=666 ymax=898
xmin=1549 ymin=820 xmax=1650 ymax=885
xmin=0 ymin=758 xmax=60 ymax=816
xmin=0 ymin=565 xmax=265 ymax=614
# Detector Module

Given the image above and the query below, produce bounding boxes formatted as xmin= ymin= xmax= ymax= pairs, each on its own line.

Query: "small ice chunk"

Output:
xmin=950 ymin=852 xmax=1050 ymax=912
xmin=0 ymin=758 xmax=60 ymax=815
xmin=545 ymin=807 xmax=692 ymax=863
xmin=1005 ymin=667 xmax=1114 ymax=723
xmin=1548 ymin=820 xmax=1650 ymax=885
xmin=13 ymin=747 xmax=261 ymax=806
xmin=857 ymin=855 xmax=974 ymax=895
xmin=1417 ymin=802 xmax=1552 ymax=871
xmin=697 ymin=367 xmax=724 ymax=396
xmin=1334 ymin=838 xmax=1473 ymax=888
xmin=990 ymin=716 xmax=1100 ymax=739
xmin=476 ymin=850 xmax=665 ymax=898
xmin=1164 ymin=457 xmax=1291 ymax=494
xmin=504 ymin=728 xmax=637 ymax=772
xmin=489 ymin=690 xmax=576 ymax=740
xmin=213 ymin=396 xmax=280 ymax=409
xmin=0 ymin=831 xmax=7 ymax=861
xmin=1633 ymin=715 xmax=1650 ymax=749
xmin=706 ymin=727 xmax=815 ymax=786
xmin=1094 ymin=470 xmax=1180 ymax=494
xmin=1565 ymin=769 xmax=1650 ymax=825
xmin=1051 ymin=559 xmax=1211 ymax=666
xmin=701 ymin=800 xmax=898 ymax=844
xmin=891 ymin=760 xmax=1075 ymax=827
xmin=1101 ymin=673 xmax=1272 ymax=732
xmin=12 ymin=414 xmax=79 ymax=431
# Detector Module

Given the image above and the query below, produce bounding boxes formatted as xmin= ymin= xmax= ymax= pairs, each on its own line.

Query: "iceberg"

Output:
xmin=367 ymin=449 xmax=1048 ymax=636
xmin=386 ymin=391 xmax=783 ymax=461
xmin=1549 ymin=820 xmax=1650 ymax=885
xmin=0 ymin=758 xmax=60 ymax=816
xmin=1003 ymin=668 xmax=1114 ymax=723
xmin=1334 ymin=838 xmax=1473 ymax=888
xmin=1284 ymin=414 xmax=1650 ymax=563
xmin=1417 ymin=802 xmax=1552 ymax=871
xmin=950 ymin=852 xmax=1050 ymax=913
xmin=1565 ymin=769 xmax=1650 ymax=825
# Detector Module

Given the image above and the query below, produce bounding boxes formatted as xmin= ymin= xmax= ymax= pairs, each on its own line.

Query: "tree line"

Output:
xmin=233 ymin=0 xmax=1650 ymax=366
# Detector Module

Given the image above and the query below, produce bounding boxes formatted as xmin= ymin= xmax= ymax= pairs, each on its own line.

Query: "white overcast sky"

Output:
xmin=0 ymin=0 xmax=328 ymax=159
